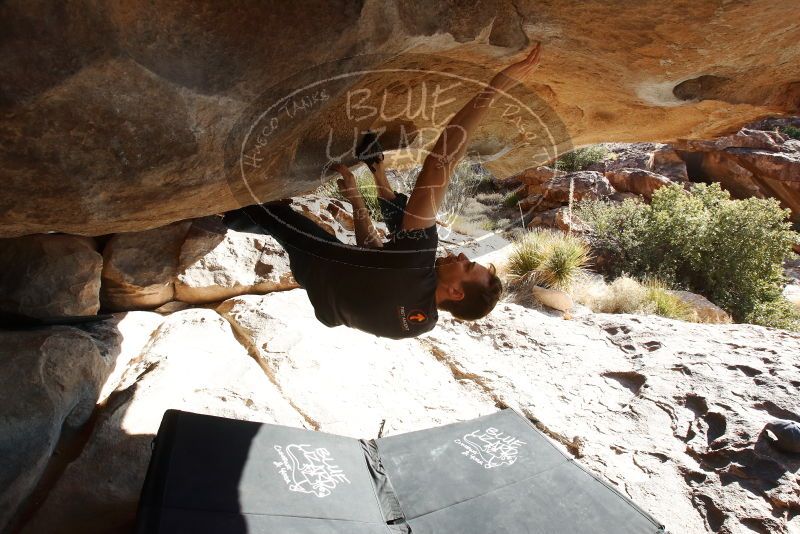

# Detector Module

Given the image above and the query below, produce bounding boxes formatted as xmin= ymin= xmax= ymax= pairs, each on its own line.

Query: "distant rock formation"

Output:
xmin=675 ymin=121 xmax=800 ymax=222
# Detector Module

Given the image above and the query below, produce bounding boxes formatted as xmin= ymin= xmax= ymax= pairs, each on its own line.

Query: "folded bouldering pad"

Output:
xmin=135 ymin=409 xmax=665 ymax=533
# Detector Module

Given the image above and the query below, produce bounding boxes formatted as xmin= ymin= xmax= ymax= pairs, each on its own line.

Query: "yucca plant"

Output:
xmin=507 ymin=229 xmax=591 ymax=291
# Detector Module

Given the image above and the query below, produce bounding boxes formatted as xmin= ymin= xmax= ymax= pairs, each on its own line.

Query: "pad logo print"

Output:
xmin=273 ymin=444 xmax=351 ymax=497
xmin=454 ymin=427 xmax=526 ymax=469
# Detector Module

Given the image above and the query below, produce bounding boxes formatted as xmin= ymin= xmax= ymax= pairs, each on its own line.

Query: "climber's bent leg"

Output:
xmin=225 ymin=203 xmax=342 ymax=288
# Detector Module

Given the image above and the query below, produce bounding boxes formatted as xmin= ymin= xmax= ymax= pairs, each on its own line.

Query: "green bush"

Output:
xmin=779 ymin=125 xmax=800 ymax=140
xmin=507 ymin=229 xmax=591 ymax=291
xmin=577 ymin=183 xmax=800 ymax=330
xmin=747 ymin=298 xmax=800 ymax=331
xmin=555 ymin=146 xmax=609 ymax=172
xmin=502 ymin=191 xmax=522 ymax=208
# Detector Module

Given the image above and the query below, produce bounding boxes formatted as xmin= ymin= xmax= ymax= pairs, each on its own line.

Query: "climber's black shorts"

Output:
xmin=222 ymin=203 xmax=339 ymax=289
xmin=378 ymin=191 xmax=409 ymax=237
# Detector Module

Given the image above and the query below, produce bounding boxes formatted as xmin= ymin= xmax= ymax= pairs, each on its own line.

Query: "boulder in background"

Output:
xmin=604 ymin=168 xmax=674 ymax=200
xmin=174 ymin=218 xmax=297 ymax=304
xmin=0 ymin=235 xmax=101 ymax=319
xmin=101 ymin=222 xmax=191 ymax=311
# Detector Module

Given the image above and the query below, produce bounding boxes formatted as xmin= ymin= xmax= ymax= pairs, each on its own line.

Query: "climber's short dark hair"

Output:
xmin=438 ymin=267 xmax=503 ymax=321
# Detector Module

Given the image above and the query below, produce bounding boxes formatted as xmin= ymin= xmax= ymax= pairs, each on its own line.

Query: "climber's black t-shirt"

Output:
xmin=295 ymin=225 xmax=439 ymax=340
xmin=231 ymin=200 xmax=438 ymax=340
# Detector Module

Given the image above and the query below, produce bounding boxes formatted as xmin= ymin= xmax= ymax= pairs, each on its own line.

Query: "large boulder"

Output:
xmin=604 ymin=168 xmax=674 ymax=200
xmin=521 ymin=170 xmax=614 ymax=212
xmin=531 ymin=285 xmax=574 ymax=312
xmin=22 ymin=309 xmax=306 ymax=534
xmin=589 ymin=143 xmax=659 ymax=173
xmin=724 ymin=148 xmax=800 ymax=220
xmin=542 ymin=171 xmax=615 ymax=204
xmin=174 ymin=217 xmax=297 ymax=304
xmin=0 ymin=312 xmax=163 ymax=531
xmin=89 ymin=312 xmax=166 ymax=402
xmin=677 ymin=128 xmax=786 ymax=153
xmin=8 ymin=293 xmax=800 ymax=533
xmin=508 ymin=166 xmax=558 ymax=193
xmin=0 ymin=235 xmax=102 ymax=319
xmin=667 ymin=290 xmax=731 ymax=323
xmin=217 ymin=291 xmax=497 ymax=437
xmin=3 ymin=1 xmax=800 ymax=237
xmin=526 ymin=206 xmax=586 ymax=233
xmin=520 ymin=171 xmax=614 ymax=213
xmin=0 ymin=327 xmax=107 ymax=528
xmin=100 ymin=222 xmax=192 ymax=311
xmin=649 ymin=147 xmax=688 ymax=182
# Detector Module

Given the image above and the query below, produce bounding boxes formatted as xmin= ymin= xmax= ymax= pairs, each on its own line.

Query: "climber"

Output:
xmin=228 ymin=43 xmax=542 ymax=339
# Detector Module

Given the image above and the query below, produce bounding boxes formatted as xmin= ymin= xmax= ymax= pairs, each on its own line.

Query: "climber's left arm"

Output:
xmin=331 ymin=164 xmax=383 ymax=248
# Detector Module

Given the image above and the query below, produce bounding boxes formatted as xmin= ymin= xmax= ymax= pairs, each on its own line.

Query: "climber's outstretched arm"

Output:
xmin=401 ymin=43 xmax=542 ymax=231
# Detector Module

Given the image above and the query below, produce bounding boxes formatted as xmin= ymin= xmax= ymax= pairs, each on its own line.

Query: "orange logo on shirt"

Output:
xmin=408 ymin=311 xmax=427 ymax=323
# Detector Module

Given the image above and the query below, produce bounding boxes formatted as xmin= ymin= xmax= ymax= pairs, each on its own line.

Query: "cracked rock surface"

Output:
xmin=4 ymin=290 xmax=798 ymax=533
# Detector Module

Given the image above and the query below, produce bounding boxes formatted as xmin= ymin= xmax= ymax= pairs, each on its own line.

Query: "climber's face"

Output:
xmin=435 ymin=252 xmax=495 ymax=301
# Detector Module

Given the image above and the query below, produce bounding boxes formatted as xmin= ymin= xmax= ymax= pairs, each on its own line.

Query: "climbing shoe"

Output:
xmin=356 ymin=131 xmax=384 ymax=172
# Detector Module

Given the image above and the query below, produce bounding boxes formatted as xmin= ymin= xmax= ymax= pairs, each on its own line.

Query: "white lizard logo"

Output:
xmin=273 ymin=444 xmax=350 ymax=497
xmin=455 ymin=427 xmax=526 ymax=469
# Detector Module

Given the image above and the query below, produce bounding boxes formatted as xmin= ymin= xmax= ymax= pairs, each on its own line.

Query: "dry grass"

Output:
xmin=573 ymin=275 xmax=699 ymax=322
xmin=449 ymin=215 xmax=490 ymax=237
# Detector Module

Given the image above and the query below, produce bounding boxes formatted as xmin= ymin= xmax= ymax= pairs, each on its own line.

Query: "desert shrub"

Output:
xmin=577 ymin=183 xmax=799 ymax=329
xmin=575 ymin=196 xmax=649 ymax=273
xmin=476 ymin=192 xmax=503 ymax=205
xmin=596 ymin=276 xmax=649 ymax=314
xmin=507 ymin=229 xmax=591 ymax=291
xmin=449 ymin=215 xmax=487 ymax=236
xmin=316 ymin=167 xmax=382 ymax=221
xmin=747 ymin=298 xmax=800 ymax=331
xmin=555 ymin=146 xmax=609 ymax=172
xmin=779 ymin=125 xmax=800 ymax=140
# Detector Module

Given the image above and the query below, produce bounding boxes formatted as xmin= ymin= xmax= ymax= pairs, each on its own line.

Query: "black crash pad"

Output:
xmin=135 ymin=409 xmax=665 ymax=533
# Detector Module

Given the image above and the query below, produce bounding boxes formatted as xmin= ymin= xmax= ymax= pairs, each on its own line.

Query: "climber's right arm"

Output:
xmin=401 ymin=42 xmax=542 ymax=231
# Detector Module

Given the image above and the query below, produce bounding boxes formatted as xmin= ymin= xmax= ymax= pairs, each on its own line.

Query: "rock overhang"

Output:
xmin=1 ymin=0 xmax=799 ymax=237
